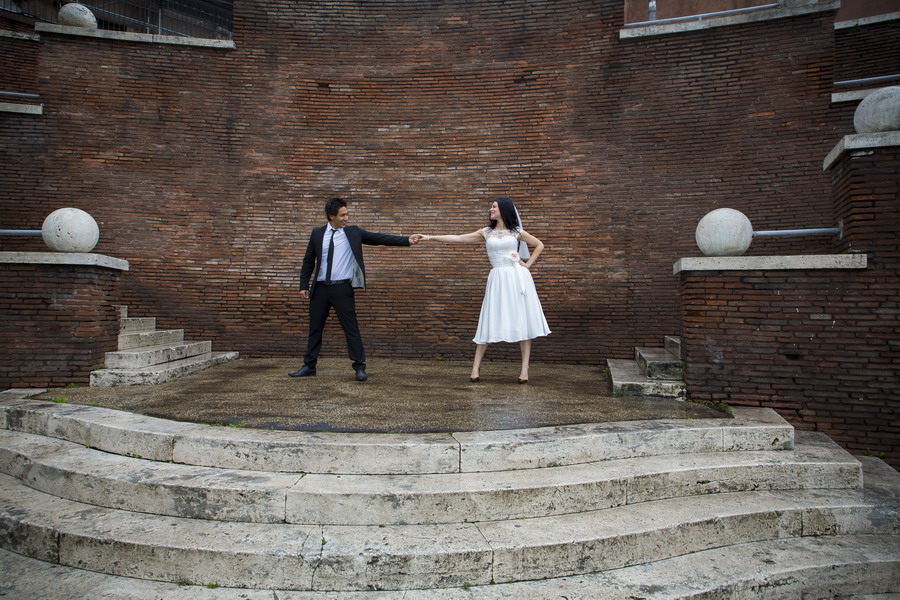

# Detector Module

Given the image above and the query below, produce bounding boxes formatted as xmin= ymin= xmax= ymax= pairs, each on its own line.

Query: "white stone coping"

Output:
xmin=620 ymin=0 xmax=839 ymax=39
xmin=0 ymin=29 xmax=40 ymax=41
xmin=35 ymin=23 xmax=235 ymax=49
xmin=673 ymin=253 xmax=867 ymax=274
xmin=835 ymin=11 xmax=900 ymax=29
xmin=0 ymin=102 xmax=42 ymax=115
xmin=832 ymin=89 xmax=880 ymax=104
xmin=823 ymin=131 xmax=900 ymax=170
xmin=0 ymin=251 xmax=129 ymax=271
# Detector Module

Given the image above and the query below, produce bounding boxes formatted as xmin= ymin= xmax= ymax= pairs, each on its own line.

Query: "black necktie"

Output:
xmin=325 ymin=229 xmax=335 ymax=283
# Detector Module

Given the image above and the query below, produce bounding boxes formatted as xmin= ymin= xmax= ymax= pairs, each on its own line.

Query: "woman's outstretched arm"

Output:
xmin=421 ymin=230 xmax=483 ymax=244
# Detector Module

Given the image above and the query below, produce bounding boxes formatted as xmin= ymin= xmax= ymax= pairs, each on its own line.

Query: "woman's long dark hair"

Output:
xmin=489 ymin=197 xmax=520 ymax=231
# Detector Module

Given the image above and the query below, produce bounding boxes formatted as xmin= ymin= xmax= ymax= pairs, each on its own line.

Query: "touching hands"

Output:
xmin=409 ymin=234 xmax=425 ymax=245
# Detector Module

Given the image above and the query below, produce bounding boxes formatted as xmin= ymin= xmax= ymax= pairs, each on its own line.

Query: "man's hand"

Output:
xmin=409 ymin=234 xmax=424 ymax=245
xmin=299 ymin=290 xmax=310 ymax=300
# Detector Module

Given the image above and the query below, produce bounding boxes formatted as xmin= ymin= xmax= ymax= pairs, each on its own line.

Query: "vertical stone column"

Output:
xmin=0 ymin=253 xmax=129 ymax=389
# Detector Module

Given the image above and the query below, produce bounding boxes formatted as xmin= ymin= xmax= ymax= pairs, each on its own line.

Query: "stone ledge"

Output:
xmin=0 ymin=29 xmax=40 ymax=41
xmin=834 ymin=11 xmax=900 ymax=29
xmin=823 ymin=131 xmax=900 ymax=171
xmin=620 ymin=0 xmax=839 ymax=39
xmin=0 ymin=102 xmax=42 ymax=115
xmin=35 ymin=23 xmax=235 ymax=49
xmin=832 ymin=89 xmax=879 ymax=104
xmin=0 ymin=252 xmax=129 ymax=271
xmin=673 ymin=254 xmax=867 ymax=274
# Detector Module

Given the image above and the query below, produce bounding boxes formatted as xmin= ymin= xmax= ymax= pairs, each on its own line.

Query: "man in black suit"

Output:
xmin=290 ymin=197 xmax=422 ymax=382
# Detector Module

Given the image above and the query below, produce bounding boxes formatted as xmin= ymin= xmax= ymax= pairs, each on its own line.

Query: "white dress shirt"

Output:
xmin=318 ymin=224 xmax=354 ymax=282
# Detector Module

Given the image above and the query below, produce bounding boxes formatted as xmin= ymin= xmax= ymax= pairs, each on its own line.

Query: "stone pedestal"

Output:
xmin=673 ymin=133 xmax=900 ymax=469
xmin=0 ymin=252 xmax=129 ymax=389
xmin=825 ymin=132 xmax=900 ymax=259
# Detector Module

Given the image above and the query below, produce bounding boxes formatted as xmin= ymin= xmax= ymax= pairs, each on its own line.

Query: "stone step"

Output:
xmin=0 ymin=396 xmax=794 ymax=474
xmin=0 ymin=427 xmax=860 ymax=525
xmin=269 ymin=432 xmax=859 ymax=526
xmin=0 ymin=463 xmax=896 ymax=591
xmin=116 ymin=328 xmax=184 ymax=350
xmin=104 ymin=340 xmax=211 ymax=369
xmin=665 ymin=334 xmax=682 ymax=359
xmin=607 ymin=358 xmax=686 ymax=398
xmin=90 ymin=350 xmax=239 ymax=387
xmin=0 ymin=534 xmax=897 ymax=599
xmin=118 ymin=316 xmax=156 ymax=334
xmin=634 ymin=345 xmax=684 ymax=380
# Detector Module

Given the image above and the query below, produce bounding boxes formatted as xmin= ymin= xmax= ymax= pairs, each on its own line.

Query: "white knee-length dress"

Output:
xmin=473 ymin=227 xmax=551 ymax=344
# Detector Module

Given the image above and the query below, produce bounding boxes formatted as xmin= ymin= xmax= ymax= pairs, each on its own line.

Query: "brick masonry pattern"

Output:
xmin=680 ymin=148 xmax=900 ymax=468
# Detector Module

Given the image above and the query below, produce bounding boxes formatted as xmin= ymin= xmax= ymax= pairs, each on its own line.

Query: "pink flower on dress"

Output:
xmin=509 ymin=251 xmax=520 ymax=263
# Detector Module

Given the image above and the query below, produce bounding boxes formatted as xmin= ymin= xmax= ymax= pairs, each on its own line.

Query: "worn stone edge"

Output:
xmin=35 ymin=22 xmax=235 ymax=49
xmin=823 ymin=131 xmax=900 ymax=171
xmin=673 ymin=254 xmax=867 ymax=274
xmin=0 ymin=252 xmax=129 ymax=271
xmin=620 ymin=0 xmax=840 ymax=39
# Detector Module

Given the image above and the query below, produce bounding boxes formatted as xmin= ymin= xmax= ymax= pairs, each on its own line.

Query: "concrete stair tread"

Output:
xmin=118 ymin=316 xmax=156 ymax=334
xmin=103 ymin=340 xmax=212 ymax=369
xmin=607 ymin=358 xmax=686 ymax=398
xmin=108 ymin=340 xmax=206 ymax=354
xmin=0 ymin=466 xmax=896 ymax=591
xmin=0 ymin=428 xmax=862 ymax=525
xmin=634 ymin=345 xmax=684 ymax=380
xmin=1 ymin=534 xmax=897 ymax=599
xmin=0 ymin=396 xmax=794 ymax=474
xmin=116 ymin=328 xmax=184 ymax=350
xmin=90 ymin=351 xmax=239 ymax=386
xmin=635 ymin=346 xmax=679 ymax=360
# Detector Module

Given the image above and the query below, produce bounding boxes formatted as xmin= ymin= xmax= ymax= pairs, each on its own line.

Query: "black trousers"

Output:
xmin=303 ymin=281 xmax=365 ymax=370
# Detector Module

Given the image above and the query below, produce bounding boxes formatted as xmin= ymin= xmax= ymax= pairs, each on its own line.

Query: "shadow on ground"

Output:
xmin=34 ymin=358 xmax=729 ymax=433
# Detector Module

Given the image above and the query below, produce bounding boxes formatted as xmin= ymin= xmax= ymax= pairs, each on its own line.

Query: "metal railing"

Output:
xmin=0 ymin=91 xmax=40 ymax=100
xmin=0 ymin=0 xmax=232 ymax=40
xmin=752 ymin=227 xmax=842 ymax=239
xmin=834 ymin=74 xmax=900 ymax=87
xmin=626 ymin=2 xmax=778 ymax=27
xmin=0 ymin=230 xmax=42 ymax=236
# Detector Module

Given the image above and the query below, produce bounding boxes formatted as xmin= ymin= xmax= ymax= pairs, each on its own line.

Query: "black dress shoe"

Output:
xmin=355 ymin=368 xmax=368 ymax=382
xmin=289 ymin=366 xmax=316 ymax=378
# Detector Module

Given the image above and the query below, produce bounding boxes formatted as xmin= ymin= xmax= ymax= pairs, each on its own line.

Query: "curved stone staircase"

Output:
xmin=0 ymin=389 xmax=898 ymax=598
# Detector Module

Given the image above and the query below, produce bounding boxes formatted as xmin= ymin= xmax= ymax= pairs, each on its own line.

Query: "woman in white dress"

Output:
xmin=420 ymin=198 xmax=550 ymax=383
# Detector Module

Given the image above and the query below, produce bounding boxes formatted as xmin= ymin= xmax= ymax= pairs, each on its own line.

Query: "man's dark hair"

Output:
xmin=325 ymin=197 xmax=347 ymax=218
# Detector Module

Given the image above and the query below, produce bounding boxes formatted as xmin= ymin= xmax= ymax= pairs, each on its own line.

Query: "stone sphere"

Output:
xmin=695 ymin=208 xmax=753 ymax=257
xmin=854 ymin=86 xmax=900 ymax=134
xmin=58 ymin=3 xmax=98 ymax=29
xmin=42 ymin=208 xmax=100 ymax=253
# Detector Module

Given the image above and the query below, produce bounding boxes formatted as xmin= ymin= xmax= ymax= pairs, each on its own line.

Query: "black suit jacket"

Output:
xmin=299 ymin=225 xmax=410 ymax=292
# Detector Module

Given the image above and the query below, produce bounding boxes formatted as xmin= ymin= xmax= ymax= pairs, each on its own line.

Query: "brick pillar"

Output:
xmin=0 ymin=253 xmax=128 ymax=389
xmin=829 ymin=142 xmax=900 ymax=261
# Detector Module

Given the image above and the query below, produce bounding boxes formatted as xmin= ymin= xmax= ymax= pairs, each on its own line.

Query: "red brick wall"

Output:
xmin=0 ymin=264 xmax=121 ymax=389
xmin=0 ymin=2 xmax=842 ymax=365
xmin=679 ymin=147 xmax=900 ymax=468
xmin=834 ymin=19 xmax=900 ymax=83
xmin=831 ymin=16 xmax=900 ymax=135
